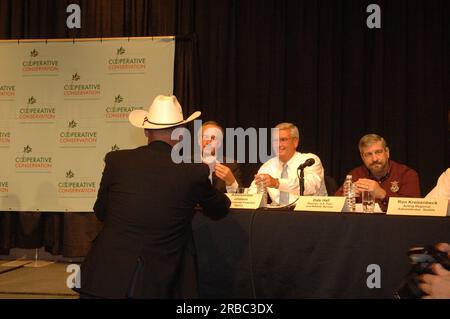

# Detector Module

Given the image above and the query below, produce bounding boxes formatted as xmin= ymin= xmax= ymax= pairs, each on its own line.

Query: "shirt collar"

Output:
xmin=278 ymin=152 xmax=299 ymax=169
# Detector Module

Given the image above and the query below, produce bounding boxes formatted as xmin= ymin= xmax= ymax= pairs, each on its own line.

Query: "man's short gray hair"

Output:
xmin=275 ymin=122 xmax=299 ymax=139
xmin=145 ymin=127 xmax=175 ymax=135
xmin=358 ymin=134 xmax=388 ymax=152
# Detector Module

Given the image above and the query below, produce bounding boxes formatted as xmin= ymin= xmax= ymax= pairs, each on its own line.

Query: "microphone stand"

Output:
xmin=298 ymin=168 xmax=305 ymax=196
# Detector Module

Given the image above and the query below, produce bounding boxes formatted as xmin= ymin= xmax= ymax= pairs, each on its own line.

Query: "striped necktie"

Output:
xmin=279 ymin=164 xmax=289 ymax=205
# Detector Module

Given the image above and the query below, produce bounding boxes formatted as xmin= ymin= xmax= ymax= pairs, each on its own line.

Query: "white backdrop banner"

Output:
xmin=0 ymin=37 xmax=175 ymax=212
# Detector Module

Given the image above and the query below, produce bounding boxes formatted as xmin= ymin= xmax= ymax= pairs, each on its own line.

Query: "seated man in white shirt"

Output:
xmin=199 ymin=121 xmax=243 ymax=193
xmin=426 ymin=168 xmax=450 ymax=215
xmin=249 ymin=122 xmax=327 ymax=205
xmin=426 ymin=168 xmax=450 ymax=199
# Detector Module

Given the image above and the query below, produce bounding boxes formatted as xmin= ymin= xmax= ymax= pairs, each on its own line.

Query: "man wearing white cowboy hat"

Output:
xmin=76 ymin=95 xmax=230 ymax=299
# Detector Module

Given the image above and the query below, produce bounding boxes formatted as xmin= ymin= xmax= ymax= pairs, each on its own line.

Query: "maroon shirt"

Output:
xmin=335 ymin=160 xmax=421 ymax=211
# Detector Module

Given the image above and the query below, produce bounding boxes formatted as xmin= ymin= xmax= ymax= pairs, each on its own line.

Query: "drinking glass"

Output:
xmin=362 ymin=190 xmax=375 ymax=213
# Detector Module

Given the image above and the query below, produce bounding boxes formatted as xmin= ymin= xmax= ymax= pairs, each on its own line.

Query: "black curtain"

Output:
xmin=0 ymin=0 xmax=448 ymax=191
xmin=0 ymin=0 xmax=176 ymax=38
xmin=0 ymin=0 xmax=449 ymax=254
xmin=191 ymin=0 xmax=450 ymax=191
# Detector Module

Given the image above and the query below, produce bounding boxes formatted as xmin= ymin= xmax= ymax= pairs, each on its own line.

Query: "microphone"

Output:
xmin=297 ymin=158 xmax=315 ymax=170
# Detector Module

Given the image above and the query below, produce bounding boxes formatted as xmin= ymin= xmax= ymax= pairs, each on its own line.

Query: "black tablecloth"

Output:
xmin=1 ymin=209 xmax=449 ymax=298
xmin=193 ymin=210 xmax=450 ymax=299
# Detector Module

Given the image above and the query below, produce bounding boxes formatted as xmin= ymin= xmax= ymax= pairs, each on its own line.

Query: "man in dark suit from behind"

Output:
xmin=199 ymin=121 xmax=243 ymax=192
xmin=76 ymin=95 xmax=231 ymax=299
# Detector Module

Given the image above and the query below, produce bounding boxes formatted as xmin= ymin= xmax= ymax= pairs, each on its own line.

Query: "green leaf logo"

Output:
xmin=111 ymin=144 xmax=120 ymax=151
xmin=114 ymin=95 xmax=123 ymax=103
xmin=117 ymin=47 xmax=126 ymax=55
xmin=23 ymin=145 xmax=32 ymax=153
xmin=72 ymin=73 xmax=80 ymax=81
xmin=30 ymin=49 xmax=38 ymax=58
xmin=28 ymin=96 xmax=37 ymax=105
xmin=68 ymin=120 xmax=77 ymax=128
xmin=66 ymin=170 xmax=75 ymax=179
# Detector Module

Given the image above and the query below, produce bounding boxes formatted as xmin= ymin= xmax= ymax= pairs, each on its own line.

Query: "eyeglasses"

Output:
xmin=362 ymin=149 xmax=385 ymax=158
xmin=273 ymin=137 xmax=295 ymax=143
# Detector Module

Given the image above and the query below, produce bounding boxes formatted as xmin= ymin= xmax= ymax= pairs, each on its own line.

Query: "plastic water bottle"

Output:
xmin=343 ymin=175 xmax=355 ymax=212
xmin=257 ymin=180 xmax=268 ymax=208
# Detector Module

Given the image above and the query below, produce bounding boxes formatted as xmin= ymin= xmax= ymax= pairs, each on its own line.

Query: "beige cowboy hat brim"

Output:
xmin=129 ymin=109 xmax=201 ymax=129
xmin=128 ymin=95 xmax=201 ymax=129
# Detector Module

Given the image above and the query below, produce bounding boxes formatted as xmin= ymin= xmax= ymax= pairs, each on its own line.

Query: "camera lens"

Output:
xmin=394 ymin=245 xmax=450 ymax=299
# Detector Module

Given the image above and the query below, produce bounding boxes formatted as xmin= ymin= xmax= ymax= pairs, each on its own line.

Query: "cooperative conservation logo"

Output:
xmin=17 ymin=96 xmax=56 ymax=121
xmin=0 ymin=84 xmax=16 ymax=99
xmin=59 ymin=120 xmax=98 ymax=148
xmin=0 ymin=178 xmax=8 ymax=196
xmin=63 ymin=73 xmax=101 ymax=98
xmin=0 ymin=131 xmax=10 ymax=148
xmin=105 ymin=94 xmax=143 ymax=121
xmin=15 ymin=145 xmax=52 ymax=172
xmin=22 ymin=49 xmax=59 ymax=74
xmin=108 ymin=46 xmax=146 ymax=73
xmin=58 ymin=170 xmax=96 ymax=196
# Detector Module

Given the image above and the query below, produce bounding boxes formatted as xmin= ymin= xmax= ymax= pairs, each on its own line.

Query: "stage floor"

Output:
xmin=0 ymin=260 xmax=79 ymax=299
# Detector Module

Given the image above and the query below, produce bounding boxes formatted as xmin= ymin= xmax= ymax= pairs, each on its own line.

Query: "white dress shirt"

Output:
xmin=202 ymin=155 xmax=239 ymax=193
xmin=426 ymin=168 xmax=450 ymax=199
xmin=248 ymin=152 xmax=327 ymax=205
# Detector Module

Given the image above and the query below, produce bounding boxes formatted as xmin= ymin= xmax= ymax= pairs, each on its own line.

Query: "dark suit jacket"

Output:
xmin=212 ymin=161 xmax=243 ymax=193
xmin=77 ymin=141 xmax=230 ymax=298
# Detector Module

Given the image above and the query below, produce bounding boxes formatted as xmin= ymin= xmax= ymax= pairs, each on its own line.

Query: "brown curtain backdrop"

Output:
xmin=0 ymin=0 xmax=449 ymax=254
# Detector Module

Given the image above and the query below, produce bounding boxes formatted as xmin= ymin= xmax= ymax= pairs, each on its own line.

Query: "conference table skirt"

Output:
xmin=1 ymin=209 xmax=449 ymax=298
xmin=192 ymin=210 xmax=450 ymax=299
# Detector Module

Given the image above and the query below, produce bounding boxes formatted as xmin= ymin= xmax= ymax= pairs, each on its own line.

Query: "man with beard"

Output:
xmin=335 ymin=134 xmax=421 ymax=211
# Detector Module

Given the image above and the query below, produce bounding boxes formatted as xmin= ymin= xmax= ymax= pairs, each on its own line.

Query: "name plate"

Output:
xmin=387 ymin=197 xmax=449 ymax=217
xmin=294 ymin=196 xmax=346 ymax=212
xmin=226 ymin=193 xmax=263 ymax=210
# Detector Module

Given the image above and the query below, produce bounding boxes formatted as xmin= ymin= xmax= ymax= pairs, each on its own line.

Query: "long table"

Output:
xmin=1 ymin=209 xmax=449 ymax=298
xmin=192 ymin=209 xmax=450 ymax=299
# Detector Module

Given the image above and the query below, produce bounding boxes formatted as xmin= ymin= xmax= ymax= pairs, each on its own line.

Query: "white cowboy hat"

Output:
xmin=129 ymin=95 xmax=201 ymax=129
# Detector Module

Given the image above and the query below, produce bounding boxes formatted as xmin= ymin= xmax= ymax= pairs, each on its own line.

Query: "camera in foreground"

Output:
xmin=394 ymin=245 xmax=450 ymax=299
